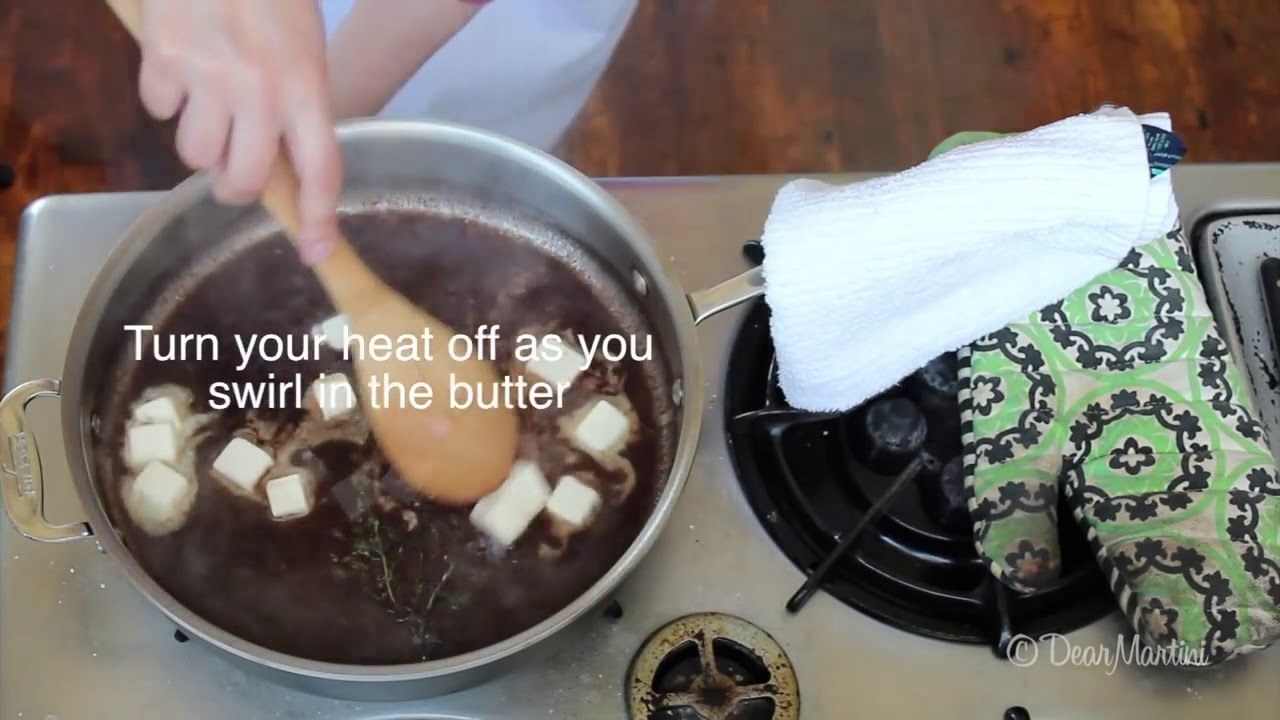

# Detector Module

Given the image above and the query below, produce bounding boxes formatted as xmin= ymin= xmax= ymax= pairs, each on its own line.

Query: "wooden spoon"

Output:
xmin=105 ymin=0 xmax=519 ymax=505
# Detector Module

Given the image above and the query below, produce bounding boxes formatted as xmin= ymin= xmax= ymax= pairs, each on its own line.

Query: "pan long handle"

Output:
xmin=687 ymin=266 xmax=765 ymax=326
xmin=0 ymin=379 xmax=94 ymax=543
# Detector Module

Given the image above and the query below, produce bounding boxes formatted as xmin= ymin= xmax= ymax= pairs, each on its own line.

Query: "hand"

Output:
xmin=135 ymin=0 xmax=341 ymax=263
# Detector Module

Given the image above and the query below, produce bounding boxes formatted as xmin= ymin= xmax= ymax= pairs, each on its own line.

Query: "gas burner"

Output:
xmin=724 ymin=297 xmax=1114 ymax=649
xmin=626 ymin=612 xmax=799 ymax=720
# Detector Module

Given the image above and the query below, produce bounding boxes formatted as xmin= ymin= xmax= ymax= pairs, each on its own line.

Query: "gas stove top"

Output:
xmin=725 ymin=296 xmax=1115 ymax=651
xmin=4 ymin=170 xmax=1280 ymax=719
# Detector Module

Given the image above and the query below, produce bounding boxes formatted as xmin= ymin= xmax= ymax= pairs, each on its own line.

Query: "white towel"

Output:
xmin=760 ymin=106 xmax=1180 ymax=413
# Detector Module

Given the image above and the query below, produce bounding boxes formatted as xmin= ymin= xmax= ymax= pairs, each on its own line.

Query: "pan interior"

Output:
xmin=89 ymin=189 xmax=677 ymax=665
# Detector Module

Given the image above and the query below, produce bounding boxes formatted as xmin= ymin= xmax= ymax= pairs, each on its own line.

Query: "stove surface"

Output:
xmin=5 ymin=169 xmax=1280 ymax=719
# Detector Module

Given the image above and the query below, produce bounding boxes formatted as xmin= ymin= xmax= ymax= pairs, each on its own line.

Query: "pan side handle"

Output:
xmin=687 ymin=266 xmax=765 ymax=326
xmin=0 ymin=379 xmax=93 ymax=543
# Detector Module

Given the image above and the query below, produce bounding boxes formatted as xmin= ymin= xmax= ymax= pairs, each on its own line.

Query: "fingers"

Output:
xmin=136 ymin=0 xmax=186 ymax=120
xmin=139 ymin=0 xmax=234 ymax=174
xmin=284 ymin=96 xmax=343 ymax=265
xmin=211 ymin=69 xmax=277 ymax=204
xmin=137 ymin=46 xmax=185 ymax=120
xmin=175 ymin=80 xmax=232 ymax=172
xmin=131 ymin=0 xmax=341 ymax=264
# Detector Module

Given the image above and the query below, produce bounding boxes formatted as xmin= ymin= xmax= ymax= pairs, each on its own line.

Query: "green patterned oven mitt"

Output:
xmin=939 ymin=134 xmax=1280 ymax=665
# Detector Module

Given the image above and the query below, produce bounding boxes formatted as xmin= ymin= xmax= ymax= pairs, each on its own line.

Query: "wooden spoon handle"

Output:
xmin=104 ymin=0 xmax=386 ymax=313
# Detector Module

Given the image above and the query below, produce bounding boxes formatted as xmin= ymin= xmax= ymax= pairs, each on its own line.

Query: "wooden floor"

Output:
xmin=4 ymin=0 xmax=1280 ymax=365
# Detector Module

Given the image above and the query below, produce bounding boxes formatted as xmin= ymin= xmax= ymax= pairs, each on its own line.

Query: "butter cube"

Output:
xmin=132 ymin=395 xmax=186 ymax=429
xmin=570 ymin=399 xmax=631 ymax=456
xmin=527 ymin=338 xmax=587 ymax=386
xmin=312 ymin=314 xmax=353 ymax=351
xmin=311 ymin=373 xmax=359 ymax=420
xmin=128 ymin=461 xmax=194 ymax=532
xmin=469 ymin=461 xmax=551 ymax=546
xmin=124 ymin=422 xmax=181 ymax=470
xmin=265 ymin=473 xmax=315 ymax=519
xmin=211 ymin=437 xmax=273 ymax=492
xmin=546 ymin=475 xmax=601 ymax=528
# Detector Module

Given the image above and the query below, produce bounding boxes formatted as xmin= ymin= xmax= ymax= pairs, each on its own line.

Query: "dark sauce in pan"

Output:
xmin=93 ymin=208 xmax=672 ymax=665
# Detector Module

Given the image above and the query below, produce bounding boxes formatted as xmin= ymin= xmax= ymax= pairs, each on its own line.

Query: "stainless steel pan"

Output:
xmin=0 ymin=120 xmax=762 ymax=701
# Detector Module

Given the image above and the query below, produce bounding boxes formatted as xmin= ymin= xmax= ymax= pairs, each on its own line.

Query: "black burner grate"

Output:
xmin=725 ymin=251 xmax=1114 ymax=652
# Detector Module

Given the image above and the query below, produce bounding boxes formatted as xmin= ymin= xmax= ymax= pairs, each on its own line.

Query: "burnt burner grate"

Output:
xmin=627 ymin=613 xmax=799 ymax=720
xmin=723 ymin=251 xmax=1113 ymax=650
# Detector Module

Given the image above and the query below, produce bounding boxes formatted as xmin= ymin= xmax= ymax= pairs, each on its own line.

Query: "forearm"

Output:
xmin=325 ymin=0 xmax=484 ymax=120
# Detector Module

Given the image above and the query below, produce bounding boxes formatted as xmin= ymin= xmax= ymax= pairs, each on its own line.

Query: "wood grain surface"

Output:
xmin=3 ymin=0 xmax=1280 ymax=366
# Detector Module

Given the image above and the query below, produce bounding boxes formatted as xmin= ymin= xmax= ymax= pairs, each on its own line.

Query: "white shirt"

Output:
xmin=319 ymin=0 xmax=638 ymax=152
